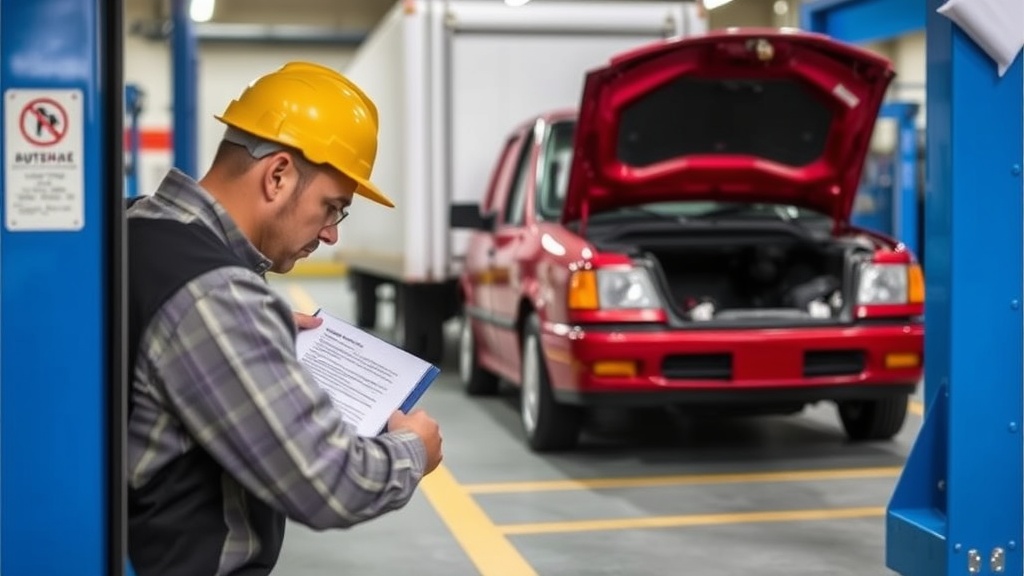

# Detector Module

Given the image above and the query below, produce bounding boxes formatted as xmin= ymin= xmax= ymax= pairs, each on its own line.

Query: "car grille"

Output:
xmin=662 ymin=353 xmax=732 ymax=380
xmin=803 ymin=350 xmax=865 ymax=377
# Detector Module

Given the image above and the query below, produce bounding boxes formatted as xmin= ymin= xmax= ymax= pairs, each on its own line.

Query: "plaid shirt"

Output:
xmin=127 ymin=169 xmax=426 ymax=573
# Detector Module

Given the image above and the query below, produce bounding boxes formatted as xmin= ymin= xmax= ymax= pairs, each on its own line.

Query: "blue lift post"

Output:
xmin=881 ymin=101 xmax=920 ymax=260
xmin=887 ymin=1 xmax=1024 ymax=574
xmin=852 ymin=102 xmax=921 ymax=257
xmin=800 ymin=0 xmax=925 ymax=45
xmin=125 ymin=84 xmax=143 ymax=199
xmin=171 ymin=0 xmax=198 ymax=177
xmin=803 ymin=0 xmax=925 ymax=261
xmin=803 ymin=1 xmax=1024 ymax=573
xmin=1 ymin=0 xmax=126 ymax=574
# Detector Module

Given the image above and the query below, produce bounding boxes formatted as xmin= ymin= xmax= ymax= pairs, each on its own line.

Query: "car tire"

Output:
xmin=836 ymin=394 xmax=909 ymax=441
xmin=459 ymin=315 xmax=499 ymax=396
xmin=520 ymin=313 xmax=583 ymax=452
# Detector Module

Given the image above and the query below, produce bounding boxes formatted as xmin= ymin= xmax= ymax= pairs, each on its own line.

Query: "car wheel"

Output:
xmin=520 ymin=313 xmax=582 ymax=451
xmin=459 ymin=315 xmax=498 ymax=396
xmin=836 ymin=394 xmax=909 ymax=441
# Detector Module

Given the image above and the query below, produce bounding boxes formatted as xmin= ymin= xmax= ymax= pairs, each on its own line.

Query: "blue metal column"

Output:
xmin=852 ymin=102 xmax=921 ymax=255
xmin=801 ymin=0 xmax=925 ymax=44
xmin=886 ymin=1 xmax=1024 ymax=574
xmin=884 ymin=101 xmax=921 ymax=260
xmin=0 ymin=0 xmax=126 ymax=574
xmin=125 ymin=84 xmax=143 ymax=199
xmin=172 ymin=0 xmax=198 ymax=177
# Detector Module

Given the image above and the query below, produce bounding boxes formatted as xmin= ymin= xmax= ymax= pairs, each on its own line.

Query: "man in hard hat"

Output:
xmin=125 ymin=62 xmax=443 ymax=576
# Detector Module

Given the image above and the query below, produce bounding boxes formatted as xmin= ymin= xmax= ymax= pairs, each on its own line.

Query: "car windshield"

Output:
xmin=535 ymin=120 xmax=831 ymax=223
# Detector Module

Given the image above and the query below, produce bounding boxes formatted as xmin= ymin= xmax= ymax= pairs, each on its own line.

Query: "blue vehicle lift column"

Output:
xmin=172 ymin=0 xmax=198 ymax=177
xmin=803 ymin=0 xmax=924 ymax=256
xmin=1 ymin=0 xmax=126 ymax=574
xmin=886 ymin=1 xmax=1024 ymax=575
xmin=881 ymin=101 xmax=921 ymax=260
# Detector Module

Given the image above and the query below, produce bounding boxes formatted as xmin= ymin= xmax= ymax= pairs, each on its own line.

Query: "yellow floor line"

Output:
xmin=285 ymin=259 xmax=348 ymax=278
xmin=421 ymin=466 xmax=539 ymax=576
xmin=909 ymin=400 xmax=924 ymax=416
xmin=499 ymin=506 xmax=886 ymax=536
xmin=287 ymin=283 xmax=537 ymax=576
xmin=464 ymin=466 xmax=902 ymax=495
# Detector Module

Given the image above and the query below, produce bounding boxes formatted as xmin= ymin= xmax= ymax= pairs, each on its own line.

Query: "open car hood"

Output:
xmin=561 ymin=29 xmax=895 ymax=225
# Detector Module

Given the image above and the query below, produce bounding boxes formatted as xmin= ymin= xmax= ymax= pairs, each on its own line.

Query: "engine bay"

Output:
xmin=587 ymin=220 xmax=879 ymax=325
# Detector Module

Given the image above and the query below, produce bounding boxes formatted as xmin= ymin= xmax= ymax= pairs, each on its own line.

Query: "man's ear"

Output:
xmin=262 ymin=153 xmax=295 ymax=202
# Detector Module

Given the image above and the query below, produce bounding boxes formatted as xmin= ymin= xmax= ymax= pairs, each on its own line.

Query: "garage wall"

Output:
xmin=123 ymin=0 xmax=359 ymax=196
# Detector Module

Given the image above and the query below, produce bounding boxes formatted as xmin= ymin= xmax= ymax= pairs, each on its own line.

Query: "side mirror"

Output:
xmin=450 ymin=203 xmax=496 ymax=232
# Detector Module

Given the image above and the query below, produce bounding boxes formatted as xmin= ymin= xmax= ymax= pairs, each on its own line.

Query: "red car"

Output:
xmin=452 ymin=29 xmax=924 ymax=451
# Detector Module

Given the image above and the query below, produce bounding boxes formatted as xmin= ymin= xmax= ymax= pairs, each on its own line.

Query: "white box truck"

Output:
xmin=336 ymin=0 xmax=706 ymax=362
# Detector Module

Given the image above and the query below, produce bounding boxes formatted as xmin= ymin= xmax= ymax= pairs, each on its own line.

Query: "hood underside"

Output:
xmin=561 ymin=29 xmax=895 ymax=225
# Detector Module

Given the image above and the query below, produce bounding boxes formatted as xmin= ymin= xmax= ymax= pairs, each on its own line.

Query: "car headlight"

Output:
xmin=568 ymin=267 xmax=661 ymax=310
xmin=857 ymin=263 xmax=909 ymax=305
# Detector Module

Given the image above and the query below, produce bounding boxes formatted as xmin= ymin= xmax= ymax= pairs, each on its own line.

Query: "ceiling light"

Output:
xmin=504 ymin=0 xmax=531 ymax=6
xmin=189 ymin=0 xmax=215 ymax=23
xmin=702 ymin=0 xmax=735 ymax=9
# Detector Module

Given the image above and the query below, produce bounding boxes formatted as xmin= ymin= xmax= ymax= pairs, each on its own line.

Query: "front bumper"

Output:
xmin=541 ymin=322 xmax=922 ymax=407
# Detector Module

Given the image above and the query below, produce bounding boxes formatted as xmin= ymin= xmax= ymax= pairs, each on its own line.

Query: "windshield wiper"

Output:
xmin=691 ymin=204 xmax=758 ymax=219
xmin=595 ymin=206 xmax=687 ymax=222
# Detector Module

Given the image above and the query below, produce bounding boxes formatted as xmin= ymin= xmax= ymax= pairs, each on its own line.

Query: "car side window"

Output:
xmin=503 ymin=130 xmax=535 ymax=227
xmin=483 ymin=134 xmax=523 ymax=215
xmin=536 ymin=121 xmax=576 ymax=221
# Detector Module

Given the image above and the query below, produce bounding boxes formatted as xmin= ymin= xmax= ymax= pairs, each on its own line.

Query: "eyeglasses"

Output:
xmin=326 ymin=204 xmax=350 ymax=227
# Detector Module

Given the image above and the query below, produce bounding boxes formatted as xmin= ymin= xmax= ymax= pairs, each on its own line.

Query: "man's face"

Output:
xmin=266 ymin=161 xmax=356 ymax=274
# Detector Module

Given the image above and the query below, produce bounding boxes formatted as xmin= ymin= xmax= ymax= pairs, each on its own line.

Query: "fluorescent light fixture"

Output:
xmin=702 ymin=0 xmax=735 ymax=9
xmin=190 ymin=0 xmax=215 ymax=22
xmin=504 ymin=0 xmax=531 ymax=6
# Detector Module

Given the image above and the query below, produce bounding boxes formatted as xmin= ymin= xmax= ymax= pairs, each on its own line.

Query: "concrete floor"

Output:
xmin=269 ymin=276 xmax=921 ymax=576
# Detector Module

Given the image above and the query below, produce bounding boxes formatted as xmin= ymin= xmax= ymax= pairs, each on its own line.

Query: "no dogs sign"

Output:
xmin=4 ymin=89 xmax=85 ymax=231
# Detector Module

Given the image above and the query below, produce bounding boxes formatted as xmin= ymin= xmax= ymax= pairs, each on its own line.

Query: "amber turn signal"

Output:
xmin=908 ymin=264 xmax=925 ymax=304
xmin=592 ymin=360 xmax=637 ymax=377
xmin=568 ymin=270 xmax=599 ymax=310
xmin=885 ymin=352 xmax=920 ymax=369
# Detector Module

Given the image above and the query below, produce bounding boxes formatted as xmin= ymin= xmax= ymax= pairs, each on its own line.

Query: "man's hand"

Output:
xmin=387 ymin=409 xmax=443 ymax=475
xmin=294 ymin=312 xmax=323 ymax=331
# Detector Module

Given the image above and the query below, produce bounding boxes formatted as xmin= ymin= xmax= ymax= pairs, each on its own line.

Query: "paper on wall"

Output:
xmin=937 ymin=0 xmax=1024 ymax=77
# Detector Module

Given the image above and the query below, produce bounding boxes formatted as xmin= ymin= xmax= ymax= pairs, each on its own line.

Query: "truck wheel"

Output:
xmin=520 ymin=314 xmax=582 ymax=451
xmin=459 ymin=316 xmax=498 ymax=396
xmin=349 ymin=273 xmax=378 ymax=329
xmin=836 ymin=394 xmax=909 ymax=441
xmin=395 ymin=286 xmax=444 ymax=365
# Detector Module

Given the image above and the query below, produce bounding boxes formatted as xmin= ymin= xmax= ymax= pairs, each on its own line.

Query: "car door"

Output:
xmin=463 ymin=131 xmax=528 ymax=362
xmin=488 ymin=126 xmax=537 ymax=369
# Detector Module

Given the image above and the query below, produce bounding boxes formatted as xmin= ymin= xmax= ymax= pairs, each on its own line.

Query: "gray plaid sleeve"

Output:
xmin=151 ymin=269 xmax=427 ymax=529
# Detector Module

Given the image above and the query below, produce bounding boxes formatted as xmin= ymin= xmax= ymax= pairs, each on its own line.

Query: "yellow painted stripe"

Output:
xmin=464 ymin=466 xmax=902 ymax=495
xmin=288 ymin=283 xmax=536 ymax=575
xmin=286 ymin=284 xmax=320 ymax=315
xmin=283 ymin=259 xmax=348 ymax=278
xmin=499 ymin=506 xmax=886 ymax=536
xmin=420 ymin=465 xmax=538 ymax=575
xmin=909 ymin=400 xmax=924 ymax=416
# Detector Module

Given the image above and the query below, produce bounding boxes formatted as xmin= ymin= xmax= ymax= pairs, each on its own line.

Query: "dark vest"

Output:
xmin=127 ymin=213 xmax=285 ymax=576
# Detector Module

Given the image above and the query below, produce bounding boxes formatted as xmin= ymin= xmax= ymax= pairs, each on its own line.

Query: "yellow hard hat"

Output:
xmin=216 ymin=61 xmax=394 ymax=208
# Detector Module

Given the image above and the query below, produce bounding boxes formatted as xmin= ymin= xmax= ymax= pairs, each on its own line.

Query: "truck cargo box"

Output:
xmin=333 ymin=0 xmax=706 ymax=362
